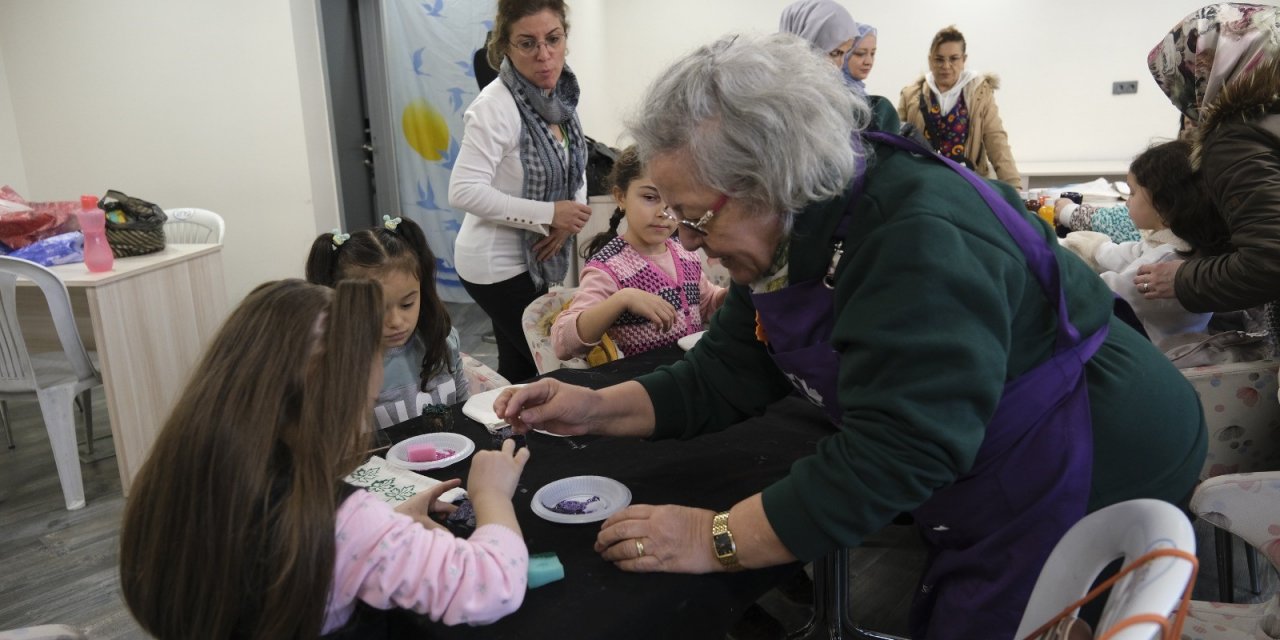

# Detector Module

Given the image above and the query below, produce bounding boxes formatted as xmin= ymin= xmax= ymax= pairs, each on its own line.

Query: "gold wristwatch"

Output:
xmin=712 ymin=510 xmax=743 ymax=571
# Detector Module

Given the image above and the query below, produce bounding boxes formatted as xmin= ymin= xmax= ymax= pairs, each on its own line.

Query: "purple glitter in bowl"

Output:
xmin=549 ymin=495 xmax=601 ymax=515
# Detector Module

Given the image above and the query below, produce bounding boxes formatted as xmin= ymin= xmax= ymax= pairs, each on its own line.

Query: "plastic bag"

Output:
xmin=1162 ymin=330 xmax=1271 ymax=368
xmin=98 ymin=189 xmax=167 ymax=257
xmin=8 ymin=231 xmax=84 ymax=267
xmin=0 ymin=186 xmax=78 ymax=250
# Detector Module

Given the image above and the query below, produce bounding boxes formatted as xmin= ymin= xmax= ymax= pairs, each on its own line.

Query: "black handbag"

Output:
xmin=584 ymin=137 xmax=619 ymax=197
xmin=98 ymin=189 xmax=167 ymax=257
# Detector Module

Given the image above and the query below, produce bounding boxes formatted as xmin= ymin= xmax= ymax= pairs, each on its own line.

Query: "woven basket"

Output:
xmin=100 ymin=190 xmax=167 ymax=257
xmin=105 ymin=225 xmax=166 ymax=258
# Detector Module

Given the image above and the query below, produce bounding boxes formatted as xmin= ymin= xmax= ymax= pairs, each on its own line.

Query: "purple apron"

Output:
xmin=750 ymin=132 xmax=1106 ymax=639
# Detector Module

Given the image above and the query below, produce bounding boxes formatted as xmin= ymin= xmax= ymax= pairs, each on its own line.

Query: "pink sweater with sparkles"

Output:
xmin=323 ymin=490 xmax=528 ymax=632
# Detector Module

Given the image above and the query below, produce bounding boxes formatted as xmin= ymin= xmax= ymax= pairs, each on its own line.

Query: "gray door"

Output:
xmin=317 ymin=0 xmax=399 ymax=232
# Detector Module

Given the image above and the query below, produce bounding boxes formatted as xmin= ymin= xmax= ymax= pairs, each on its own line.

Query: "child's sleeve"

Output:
xmin=447 ymin=328 xmax=470 ymax=402
xmin=698 ymin=274 xmax=728 ymax=321
xmin=551 ymin=266 xmax=618 ymax=360
xmin=325 ymin=490 xmax=528 ymax=633
xmin=1093 ymin=239 xmax=1145 ymax=275
xmin=1059 ymin=231 xmax=1112 ymax=272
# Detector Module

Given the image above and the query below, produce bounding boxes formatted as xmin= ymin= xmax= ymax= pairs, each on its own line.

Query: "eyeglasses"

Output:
xmin=661 ymin=193 xmax=730 ymax=236
xmin=510 ymin=32 xmax=566 ymax=56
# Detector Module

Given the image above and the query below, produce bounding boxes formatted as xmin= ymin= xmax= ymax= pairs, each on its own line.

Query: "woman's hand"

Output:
xmin=394 ymin=478 xmax=463 ymax=529
xmin=552 ymin=200 xmax=592 ymax=233
xmin=532 ymin=227 xmax=574 ymax=261
xmin=594 ymin=505 xmax=722 ymax=574
xmin=1135 ymin=260 xmax=1182 ymax=299
xmin=494 ymin=379 xmax=602 ymax=436
xmin=619 ymin=289 xmax=677 ymax=332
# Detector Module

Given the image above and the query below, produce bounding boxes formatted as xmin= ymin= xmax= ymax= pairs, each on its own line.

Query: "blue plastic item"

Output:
xmin=9 ymin=231 xmax=84 ymax=267
xmin=528 ymin=552 xmax=565 ymax=588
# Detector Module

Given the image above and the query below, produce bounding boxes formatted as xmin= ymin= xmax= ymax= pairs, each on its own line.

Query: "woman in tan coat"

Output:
xmin=898 ymin=25 xmax=1021 ymax=188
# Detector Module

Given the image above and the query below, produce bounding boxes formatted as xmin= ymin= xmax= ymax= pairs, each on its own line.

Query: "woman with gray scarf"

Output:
xmin=450 ymin=0 xmax=591 ymax=383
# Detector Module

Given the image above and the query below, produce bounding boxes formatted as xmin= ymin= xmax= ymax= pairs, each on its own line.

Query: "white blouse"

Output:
xmin=448 ymin=80 xmax=587 ymax=285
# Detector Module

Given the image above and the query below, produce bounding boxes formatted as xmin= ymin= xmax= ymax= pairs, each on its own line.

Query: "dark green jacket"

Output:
xmin=636 ymin=136 xmax=1206 ymax=562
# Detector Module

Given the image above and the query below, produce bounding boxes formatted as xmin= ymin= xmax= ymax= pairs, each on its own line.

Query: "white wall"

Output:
xmin=0 ymin=45 xmax=29 ymax=195
xmin=0 ymin=0 xmax=330 ymax=304
xmin=583 ymin=0 xmax=1244 ymax=166
xmin=565 ymin=1 xmax=612 ymax=143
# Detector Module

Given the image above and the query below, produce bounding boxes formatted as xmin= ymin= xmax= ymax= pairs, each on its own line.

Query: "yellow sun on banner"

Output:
xmin=402 ymin=99 xmax=450 ymax=160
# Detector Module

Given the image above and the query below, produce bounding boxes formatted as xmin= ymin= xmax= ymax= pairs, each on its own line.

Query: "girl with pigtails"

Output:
xmin=550 ymin=146 xmax=727 ymax=361
xmin=306 ymin=215 xmax=474 ymax=429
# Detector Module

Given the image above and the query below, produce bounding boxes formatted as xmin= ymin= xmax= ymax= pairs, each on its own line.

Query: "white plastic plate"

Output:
xmin=677 ymin=330 xmax=707 ymax=351
xmin=531 ymin=475 xmax=632 ymax=524
xmin=386 ymin=432 xmax=475 ymax=471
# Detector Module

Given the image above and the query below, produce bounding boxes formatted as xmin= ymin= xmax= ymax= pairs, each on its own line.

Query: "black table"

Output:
xmin=383 ymin=346 xmax=836 ymax=639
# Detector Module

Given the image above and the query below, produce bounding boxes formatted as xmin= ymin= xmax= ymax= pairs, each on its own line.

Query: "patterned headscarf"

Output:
xmin=1148 ymin=3 xmax=1280 ymax=122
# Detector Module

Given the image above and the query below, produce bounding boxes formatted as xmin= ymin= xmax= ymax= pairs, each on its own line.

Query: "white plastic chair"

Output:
xmin=1181 ymin=471 xmax=1280 ymax=639
xmin=0 ymin=257 xmax=102 ymax=510
xmin=460 ymin=351 xmax=509 ymax=392
xmin=520 ymin=287 xmax=625 ymax=375
xmin=1016 ymin=499 xmax=1197 ymax=640
xmin=1182 ymin=360 xmax=1280 ymax=601
xmin=162 ymin=207 xmax=225 ymax=244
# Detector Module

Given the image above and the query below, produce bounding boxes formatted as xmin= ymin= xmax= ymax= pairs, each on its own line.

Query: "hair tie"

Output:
xmin=382 ymin=215 xmax=402 ymax=231
xmin=330 ymin=228 xmax=350 ymax=248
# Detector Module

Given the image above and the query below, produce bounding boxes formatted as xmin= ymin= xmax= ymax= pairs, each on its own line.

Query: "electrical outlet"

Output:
xmin=1112 ymin=81 xmax=1138 ymax=95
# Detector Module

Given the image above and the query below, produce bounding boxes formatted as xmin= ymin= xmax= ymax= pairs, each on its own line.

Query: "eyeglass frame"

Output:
xmin=661 ymin=193 xmax=730 ymax=236
xmin=509 ymin=30 xmax=567 ymax=56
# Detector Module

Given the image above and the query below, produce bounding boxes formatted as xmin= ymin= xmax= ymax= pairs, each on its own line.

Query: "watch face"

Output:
xmin=714 ymin=534 xmax=735 ymax=557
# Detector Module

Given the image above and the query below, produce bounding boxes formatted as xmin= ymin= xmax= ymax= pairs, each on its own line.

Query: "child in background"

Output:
xmin=307 ymin=216 xmax=472 ymax=430
xmin=1055 ymin=198 xmax=1142 ymax=243
xmin=1059 ymin=140 xmax=1212 ymax=346
xmin=552 ymin=146 xmax=727 ymax=360
xmin=119 ymin=279 xmax=530 ymax=637
xmin=1053 ymin=117 xmax=1200 ymax=243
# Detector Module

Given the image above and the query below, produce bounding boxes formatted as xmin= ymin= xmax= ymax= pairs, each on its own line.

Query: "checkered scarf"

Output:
xmin=499 ymin=58 xmax=587 ymax=289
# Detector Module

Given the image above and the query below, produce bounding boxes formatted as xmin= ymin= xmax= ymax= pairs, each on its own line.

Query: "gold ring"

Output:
xmin=635 ymin=539 xmax=645 ymax=558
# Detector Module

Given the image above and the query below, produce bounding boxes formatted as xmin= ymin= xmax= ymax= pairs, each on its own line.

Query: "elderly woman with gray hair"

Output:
xmin=495 ymin=33 xmax=1204 ymax=638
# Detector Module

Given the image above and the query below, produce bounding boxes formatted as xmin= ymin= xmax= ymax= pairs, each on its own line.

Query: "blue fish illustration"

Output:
xmin=455 ymin=60 xmax=475 ymax=78
xmin=416 ymin=181 xmax=440 ymax=211
xmin=422 ymin=0 xmax=444 ymax=17
xmin=411 ymin=47 xmax=430 ymax=76
xmin=435 ymin=257 xmax=458 ymax=276
xmin=482 ymin=20 xmax=494 ymax=31
xmin=438 ymin=137 xmax=461 ymax=171
xmin=447 ymin=87 xmax=467 ymax=113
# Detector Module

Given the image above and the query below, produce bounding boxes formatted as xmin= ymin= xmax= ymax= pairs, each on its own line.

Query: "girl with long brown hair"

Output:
xmin=119 ymin=279 xmax=530 ymax=639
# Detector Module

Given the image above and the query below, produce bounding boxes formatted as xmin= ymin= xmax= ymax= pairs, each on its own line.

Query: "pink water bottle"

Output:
xmin=76 ymin=195 xmax=114 ymax=273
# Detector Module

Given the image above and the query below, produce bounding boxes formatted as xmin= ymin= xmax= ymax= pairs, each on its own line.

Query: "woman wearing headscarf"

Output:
xmin=1136 ymin=3 xmax=1280 ymax=334
xmin=450 ymin=0 xmax=592 ymax=383
xmin=496 ymin=32 xmax=1204 ymax=639
xmin=778 ymin=0 xmax=878 ymax=95
xmin=898 ymin=25 xmax=1021 ymax=188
